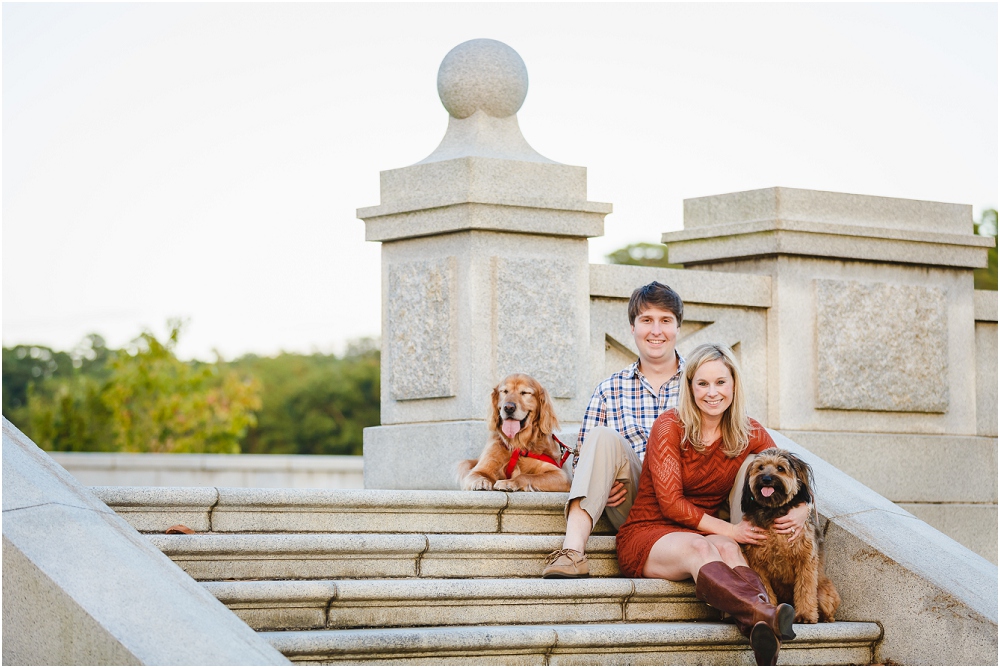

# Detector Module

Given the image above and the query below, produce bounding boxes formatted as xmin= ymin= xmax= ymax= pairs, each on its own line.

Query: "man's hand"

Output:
xmin=774 ymin=503 xmax=810 ymax=542
xmin=606 ymin=481 xmax=628 ymax=507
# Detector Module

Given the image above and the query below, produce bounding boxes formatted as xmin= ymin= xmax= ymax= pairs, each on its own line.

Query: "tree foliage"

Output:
xmin=974 ymin=208 xmax=998 ymax=291
xmin=606 ymin=242 xmax=682 ymax=269
xmin=3 ymin=326 xmax=379 ymax=456
xmin=5 ymin=323 xmax=262 ymax=454
xmin=229 ymin=338 xmax=379 ymax=456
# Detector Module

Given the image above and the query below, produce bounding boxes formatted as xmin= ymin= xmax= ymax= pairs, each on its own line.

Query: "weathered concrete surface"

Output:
xmin=204 ymin=578 xmax=715 ymax=631
xmin=96 ymin=487 xmax=616 ymax=535
xmin=260 ymin=621 xmax=880 ymax=665
xmin=975 ymin=290 xmax=998 ymax=437
xmin=150 ymin=532 xmax=621 ymax=581
xmin=50 ymin=451 xmax=363 ymax=489
xmin=1 ymin=418 xmax=289 ymax=666
xmin=773 ymin=430 xmax=998 ymax=666
xmin=781 ymin=429 xmax=998 ymax=562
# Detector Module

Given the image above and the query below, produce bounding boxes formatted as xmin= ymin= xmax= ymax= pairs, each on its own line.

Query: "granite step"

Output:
xmin=148 ymin=533 xmax=622 ymax=580
xmin=202 ymin=578 xmax=717 ymax=631
xmin=93 ymin=487 xmax=613 ymax=535
xmin=259 ymin=621 xmax=882 ymax=665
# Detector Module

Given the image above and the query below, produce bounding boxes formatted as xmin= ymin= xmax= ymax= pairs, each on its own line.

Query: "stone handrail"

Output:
xmin=772 ymin=430 xmax=998 ymax=665
xmin=1 ymin=418 xmax=290 ymax=665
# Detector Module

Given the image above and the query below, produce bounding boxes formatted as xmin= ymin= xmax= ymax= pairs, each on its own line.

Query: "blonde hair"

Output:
xmin=678 ymin=343 xmax=751 ymax=458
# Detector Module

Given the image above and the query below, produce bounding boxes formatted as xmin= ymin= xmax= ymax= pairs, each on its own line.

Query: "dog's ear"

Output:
xmin=787 ymin=453 xmax=814 ymax=504
xmin=741 ymin=456 xmax=758 ymax=511
xmin=534 ymin=379 xmax=559 ymax=435
xmin=488 ymin=382 xmax=502 ymax=433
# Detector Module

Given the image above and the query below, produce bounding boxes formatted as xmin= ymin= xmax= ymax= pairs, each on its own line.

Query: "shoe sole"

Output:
xmin=541 ymin=572 xmax=590 ymax=579
xmin=776 ymin=603 xmax=796 ymax=640
xmin=750 ymin=622 xmax=780 ymax=666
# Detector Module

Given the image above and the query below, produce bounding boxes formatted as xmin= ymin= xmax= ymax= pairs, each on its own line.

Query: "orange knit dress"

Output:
xmin=615 ymin=408 xmax=775 ymax=578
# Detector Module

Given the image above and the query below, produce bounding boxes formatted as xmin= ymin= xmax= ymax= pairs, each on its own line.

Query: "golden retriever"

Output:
xmin=457 ymin=374 xmax=572 ymax=492
xmin=740 ymin=448 xmax=840 ymax=624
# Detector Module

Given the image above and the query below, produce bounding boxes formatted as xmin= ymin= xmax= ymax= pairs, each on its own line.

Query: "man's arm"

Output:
xmin=574 ymin=387 xmax=608 ymax=469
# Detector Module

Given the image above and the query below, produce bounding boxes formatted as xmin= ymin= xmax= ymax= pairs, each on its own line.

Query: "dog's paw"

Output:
xmin=464 ymin=476 xmax=496 ymax=491
xmin=795 ymin=612 xmax=819 ymax=624
xmin=493 ymin=479 xmax=522 ymax=492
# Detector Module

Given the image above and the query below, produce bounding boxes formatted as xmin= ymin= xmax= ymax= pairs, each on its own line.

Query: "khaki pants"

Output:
xmin=567 ymin=426 xmax=643 ymax=530
xmin=568 ymin=425 xmax=753 ymax=531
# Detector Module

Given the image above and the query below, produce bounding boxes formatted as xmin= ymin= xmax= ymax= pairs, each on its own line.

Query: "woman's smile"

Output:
xmin=692 ymin=359 xmax=734 ymax=416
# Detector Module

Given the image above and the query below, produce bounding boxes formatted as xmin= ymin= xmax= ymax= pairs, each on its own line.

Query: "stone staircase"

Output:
xmin=95 ymin=487 xmax=882 ymax=665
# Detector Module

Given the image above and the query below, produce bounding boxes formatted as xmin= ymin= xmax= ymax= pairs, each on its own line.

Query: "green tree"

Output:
xmin=13 ymin=323 xmax=262 ymax=454
xmin=606 ymin=242 xmax=682 ymax=269
xmin=230 ymin=338 xmax=380 ymax=456
xmin=974 ymin=208 xmax=998 ymax=291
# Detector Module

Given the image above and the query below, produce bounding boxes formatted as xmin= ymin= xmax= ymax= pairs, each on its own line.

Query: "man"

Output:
xmin=543 ymin=281 xmax=685 ymax=578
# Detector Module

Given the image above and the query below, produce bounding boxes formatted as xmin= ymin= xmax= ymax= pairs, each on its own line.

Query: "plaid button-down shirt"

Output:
xmin=574 ymin=352 xmax=686 ymax=468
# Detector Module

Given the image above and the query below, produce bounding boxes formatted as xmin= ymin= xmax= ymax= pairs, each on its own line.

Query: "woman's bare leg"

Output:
xmin=704 ymin=534 xmax=749 ymax=569
xmin=642 ymin=532 xmax=727 ymax=581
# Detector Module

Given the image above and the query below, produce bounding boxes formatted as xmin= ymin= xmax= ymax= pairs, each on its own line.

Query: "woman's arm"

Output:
xmin=697 ymin=513 xmax=764 ymax=544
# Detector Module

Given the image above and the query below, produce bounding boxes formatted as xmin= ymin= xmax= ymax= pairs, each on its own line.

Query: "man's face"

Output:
xmin=631 ymin=305 xmax=679 ymax=367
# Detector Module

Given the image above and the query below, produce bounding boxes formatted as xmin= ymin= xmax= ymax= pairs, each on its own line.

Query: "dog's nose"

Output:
xmin=503 ymin=402 xmax=516 ymax=415
xmin=760 ymin=475 xmax=773 ymax=485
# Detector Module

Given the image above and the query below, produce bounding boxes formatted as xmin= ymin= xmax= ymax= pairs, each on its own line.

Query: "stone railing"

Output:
xmin=48 ymin=452 xmax=364 ymax=489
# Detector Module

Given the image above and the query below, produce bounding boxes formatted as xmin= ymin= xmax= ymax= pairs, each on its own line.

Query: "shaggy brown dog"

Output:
xmin=457 ymin=374 xmax=572 ymax=492
xmin=740 ymin=448 xmax=840 ymax=624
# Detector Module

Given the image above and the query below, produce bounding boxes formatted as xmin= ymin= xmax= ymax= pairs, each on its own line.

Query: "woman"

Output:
xmin=615 ymin=343 xmax=809 ymax=666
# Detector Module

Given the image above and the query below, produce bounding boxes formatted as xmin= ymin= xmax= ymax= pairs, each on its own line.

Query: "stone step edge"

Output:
xmin=202 ymin=577 xmax=698 ymax=604
xmin=148 ymin=532 xmax=617 ymax=556
xmin=260 ymin=621 xmax=882 ymax=659
xmin=93 ymin=486 xmax=617 ymax=535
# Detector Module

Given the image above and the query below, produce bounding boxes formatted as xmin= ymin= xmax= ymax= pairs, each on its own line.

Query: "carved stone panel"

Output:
xmin=815 ymin=279 xmax=948 ymax=412
xmin=388 ymin=257 xmax=456 ymax=400
xmin=495 ymin=258 xmax=576 ymax=398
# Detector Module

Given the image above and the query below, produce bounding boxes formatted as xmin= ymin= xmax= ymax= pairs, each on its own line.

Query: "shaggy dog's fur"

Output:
xmin=457 ymin=374 xmax=571 ymax=492
xmin=741 ymin=448 xmax=840 ymax=623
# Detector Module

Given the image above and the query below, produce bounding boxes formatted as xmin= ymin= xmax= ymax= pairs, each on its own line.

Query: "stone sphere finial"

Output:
xmin=437 ymin=39 xmax=528 ymax=119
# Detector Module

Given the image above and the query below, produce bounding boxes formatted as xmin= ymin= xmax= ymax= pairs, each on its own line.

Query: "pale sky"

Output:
xmin=4 ymin=3 xmax=997 ymax=361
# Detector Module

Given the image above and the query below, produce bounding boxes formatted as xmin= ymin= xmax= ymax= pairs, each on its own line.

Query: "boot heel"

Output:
xmin=776 ymin=603 xmax=796 ymax=641
xmin=750 ymin=621 xmax=780 ymax=666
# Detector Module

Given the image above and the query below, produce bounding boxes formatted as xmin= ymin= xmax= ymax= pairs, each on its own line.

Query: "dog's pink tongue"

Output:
xmin=502 ymin=419 xmax=522 ymax=439
xmin=760 ymin=487 xmax=775 ymax=498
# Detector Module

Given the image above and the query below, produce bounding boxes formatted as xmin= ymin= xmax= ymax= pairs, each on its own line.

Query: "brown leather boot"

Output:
xmin=734 ymin=565 xmax=796 ymax=640
xmin=694 ymin=561 xmax=795 ymax=666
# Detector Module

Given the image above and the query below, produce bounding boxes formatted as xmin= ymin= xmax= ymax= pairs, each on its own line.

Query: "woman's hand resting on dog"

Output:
xmin=728 ymin=503 xmax=809 ymax=544
xmin=730 ymin=519 xmax=767 ymax=545
xmin=773 ymin=503 xmax=810 ymax=542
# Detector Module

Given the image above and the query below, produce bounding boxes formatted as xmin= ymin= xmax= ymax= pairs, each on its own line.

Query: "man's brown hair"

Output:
xmin=627 ymin=281 xmax=683 ymax=327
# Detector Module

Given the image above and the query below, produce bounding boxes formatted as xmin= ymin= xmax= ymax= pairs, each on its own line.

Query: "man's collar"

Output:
xmin=630 ymin=350 xmax=686 ymax=380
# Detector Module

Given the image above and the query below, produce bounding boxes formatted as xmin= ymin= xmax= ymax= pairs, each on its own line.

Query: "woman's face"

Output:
xmin=691 ymin=359 xmax=734 ymax=418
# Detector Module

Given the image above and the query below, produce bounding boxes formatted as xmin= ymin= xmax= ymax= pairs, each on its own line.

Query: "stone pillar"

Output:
xmin=662 ymin=187 xmax=993 ymax=435
xmin=358 ymin=39 xmax=611 ymax=490
xmin=662 ymin=187 xmax=998 ymax=559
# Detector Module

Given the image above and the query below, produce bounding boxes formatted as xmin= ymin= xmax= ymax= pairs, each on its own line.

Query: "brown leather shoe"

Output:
xmin=542 ymin=548 xmax=589 ymax=578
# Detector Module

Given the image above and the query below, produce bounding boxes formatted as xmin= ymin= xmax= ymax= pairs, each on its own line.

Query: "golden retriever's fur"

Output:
xmin=741 ymin=448 xmax=840 ymax=624
xmin=457 ymin=374 xmax=571 ymax=492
